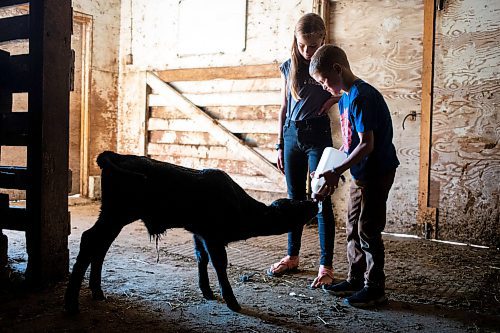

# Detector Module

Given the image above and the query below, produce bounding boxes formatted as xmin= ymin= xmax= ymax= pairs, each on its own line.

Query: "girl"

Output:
xmin=267 ymin=13 xmax=338 ymax=288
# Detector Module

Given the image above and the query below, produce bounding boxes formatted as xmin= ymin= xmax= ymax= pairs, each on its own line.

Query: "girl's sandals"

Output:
xmin=310 ymin=265 xmax=334 ymax=289
xmin=266 ymin=255 xmax=299 ymax=277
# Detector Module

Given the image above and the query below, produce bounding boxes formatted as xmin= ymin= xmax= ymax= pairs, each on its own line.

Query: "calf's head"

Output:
xmin=255 ymin=199 xmax=318 ymax=236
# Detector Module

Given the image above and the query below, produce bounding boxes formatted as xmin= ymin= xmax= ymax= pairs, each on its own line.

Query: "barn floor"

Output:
xmin=1 ymin=200 xmax=499 ymax=333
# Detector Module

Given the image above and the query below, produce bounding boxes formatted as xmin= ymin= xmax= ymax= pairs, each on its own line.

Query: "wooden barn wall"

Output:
xmin=328 ymin=0 xmax=424 ymax=233
xmin=431 ymin=0 xmax=499 ymax=246
xmin=118 ymin=0 xmax=315 ymax=203
xmin=147 ymin=77 xmax=285 ymax=202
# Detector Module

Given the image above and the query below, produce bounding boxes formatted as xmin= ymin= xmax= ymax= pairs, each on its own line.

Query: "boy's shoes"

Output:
xmin=266 ymin=255 xmax=299 ymax=277
xmin=344 ymin=286 xmax=388 ymax=308
xmin=322 ymin=279 xmax=363 ymax=296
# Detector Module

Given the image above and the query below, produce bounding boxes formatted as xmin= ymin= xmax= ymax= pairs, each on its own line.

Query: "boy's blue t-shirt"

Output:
xmin=338 ymin=79 xmax=399 ymax=180
xmin=280 ymin=59 xmax=332 ymax=121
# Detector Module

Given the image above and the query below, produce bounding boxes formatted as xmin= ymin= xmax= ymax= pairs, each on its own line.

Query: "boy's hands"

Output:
xmin=310 ymin=170 xmax=342 ymax=202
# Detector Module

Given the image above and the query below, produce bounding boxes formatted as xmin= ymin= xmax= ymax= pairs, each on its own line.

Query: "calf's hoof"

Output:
xmin=91 ymin=288 xmax=106 ymax=301
xmin=224 ymin=296 xmax=241 ymax=312
xmin=201 ymin=288 xmax=216 ymax=300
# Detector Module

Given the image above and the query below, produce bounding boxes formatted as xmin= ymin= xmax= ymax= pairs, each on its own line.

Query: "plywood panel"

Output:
xmin=431 ymin=0 xmax=500 ymax=245
xmin=329 ymin=0 xmax=424 ymax=232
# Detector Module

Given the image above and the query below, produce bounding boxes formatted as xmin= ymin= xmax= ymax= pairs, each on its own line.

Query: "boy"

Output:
xmin=308 ymin=45 xmax=399 ymax=307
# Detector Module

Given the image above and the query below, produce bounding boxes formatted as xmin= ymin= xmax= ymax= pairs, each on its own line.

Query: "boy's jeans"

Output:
xmin=346 ymin=170 xmax=396 ymax=289
xmin=283 ymin=117 xmax=335 ymax=266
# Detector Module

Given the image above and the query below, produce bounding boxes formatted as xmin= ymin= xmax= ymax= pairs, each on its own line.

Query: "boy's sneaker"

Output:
xmin=344 ymin=286 xmax=388 ymax=308
xmin=322 ymin=279 xmax=363 ymax=296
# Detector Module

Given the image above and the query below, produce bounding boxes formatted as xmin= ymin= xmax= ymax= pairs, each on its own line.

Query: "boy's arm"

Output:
xmin=335 ymin=130 xmax=374 ymax=175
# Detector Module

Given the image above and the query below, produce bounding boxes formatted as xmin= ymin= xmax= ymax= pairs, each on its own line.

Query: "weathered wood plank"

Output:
xmin=0 ymin=166 xmax=27 ymax=189
xmin=9 ymin=54 xmax=29 ymax=92
xmin=147 ymin=142 xmax=277 ymax=164
xmin=417 ymin=0 xmax=437 ymax=236
xmin=0 ymin=0 xmax=29 ymax=8
xmin=149 ymin=155 xmax=263 ymax=177
xmin=229 ymin=174 xmax=285 ymax=193
xmin=149 ymin=130 xmax=278 ymax=149
xmin=149 ymin=130 xmax=221 ymax=146
xmin=148 ymin=117 xmax=277 ymax=134
xmin=151 ymin=105 xmax=280 ymax=121
xmin=0 ymin=14 xmax=29 ymax=42
xmin=0 ymin=207 xmax=28 ymax=231
xmin=203 ymin=105 xmax=280 ymax=120
xmin=147 ymin=73 xmax=283 ymax=189
xmin=245 ymin=189 xmax=286 ymax=205
xmin=155 ymin=64 xmax=280 ymax=82
xmin=148 ymin=91 xmax=281 ymax=107
xmin=170 ymin=78 xmax=281 ymax=94
xmin=0 ymin=49 xmax=12 ymax=113
xmin=26 ymin=0 xmax=71 ymax=283
xmin=0 ymin=112 xmax=29 ymax=145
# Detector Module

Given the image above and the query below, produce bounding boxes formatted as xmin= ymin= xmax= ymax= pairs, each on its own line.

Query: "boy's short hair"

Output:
xmin=309 ymin=45 xmax=350 ymax=76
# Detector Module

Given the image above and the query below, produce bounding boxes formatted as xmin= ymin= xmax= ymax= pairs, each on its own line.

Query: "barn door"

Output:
xmin=326 ymin=0 xmax=424 ymax=235
xmin=69 ymin=13 xmax=92 ymax=195
xmin=427 ymin=0 xmax=499 ymax=245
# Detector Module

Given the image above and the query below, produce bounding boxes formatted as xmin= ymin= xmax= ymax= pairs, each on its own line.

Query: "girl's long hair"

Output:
xmin=290 ymin=13 xmax=326 ymax=101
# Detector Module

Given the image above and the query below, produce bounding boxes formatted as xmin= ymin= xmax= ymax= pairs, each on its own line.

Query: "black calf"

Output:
xmin=65 ymin=151 xmax=318 ymax=312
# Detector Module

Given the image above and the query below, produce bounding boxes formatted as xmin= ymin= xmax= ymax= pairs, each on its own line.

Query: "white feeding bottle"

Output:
xmin=311 ymin=147 xmax=347 ymax=194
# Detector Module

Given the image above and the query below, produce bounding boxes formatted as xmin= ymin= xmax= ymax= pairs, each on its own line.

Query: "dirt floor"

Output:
xmin=1 ymin=200 xmax=499 ymax=333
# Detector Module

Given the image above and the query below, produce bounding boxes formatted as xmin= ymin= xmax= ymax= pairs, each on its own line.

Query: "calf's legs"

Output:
xmin=203 ymin=239 xmax=241 ymax=312
xmin=65 ymin=217 xmax=123 ymax=313
xmin=193 ymin=235 xmax=216 ymax=300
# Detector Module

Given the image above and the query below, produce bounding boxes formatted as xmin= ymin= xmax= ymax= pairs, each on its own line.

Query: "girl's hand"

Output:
xmin=318 ymin=95 xmax=341 ymax=115
xmin=277 ymin=149 xmax=285 ymax=174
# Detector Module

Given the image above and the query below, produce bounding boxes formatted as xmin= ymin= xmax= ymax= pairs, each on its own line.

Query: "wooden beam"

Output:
xmin=0 ymin=50 xmax=13 ymax=113
xmin=0 ymin=207 xmax=29 ymax=231
xmin=0 ymin=166 xmax=28 ymax=189
xmin=0 ymin=15 xmax=29 ymax=43
xmin=312 ymin=0 xmax=330 ymax=43
xmin=417 ymin=0 xmax=438 ymax=238
xmin=0 ymin=0 xmax=29 ymax=8
xmin=146 ymin=72 xmax=285 ymax=190
xmin=9 ymin=54 xmax=30 ymax=93
xmin=26 ymin=0 xmax=71 ymax=284
xmin=155 ymin=64 xmax=280 ymax=82
xmin=0 ymin=112 xmax=29 ymax=145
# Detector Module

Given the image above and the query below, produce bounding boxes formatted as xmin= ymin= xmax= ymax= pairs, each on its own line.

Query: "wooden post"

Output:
xmin=417 ymin=0 xmax=438 ymax=238
xmin=26 ymin=0 xmax=72 ymax=284
xmin=312 ymin=0 xmax=330 ymax=43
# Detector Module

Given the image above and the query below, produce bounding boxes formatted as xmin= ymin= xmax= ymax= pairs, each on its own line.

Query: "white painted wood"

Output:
xmin=148 ymin=117 xmax=276 ymax=134
xmin=146 ymin=72 xmax=284 ymax=186
xmin=148 ymin=91 xmax=281 ymax=107
xmin=170 ymin=78 xmax=282 ymax=94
